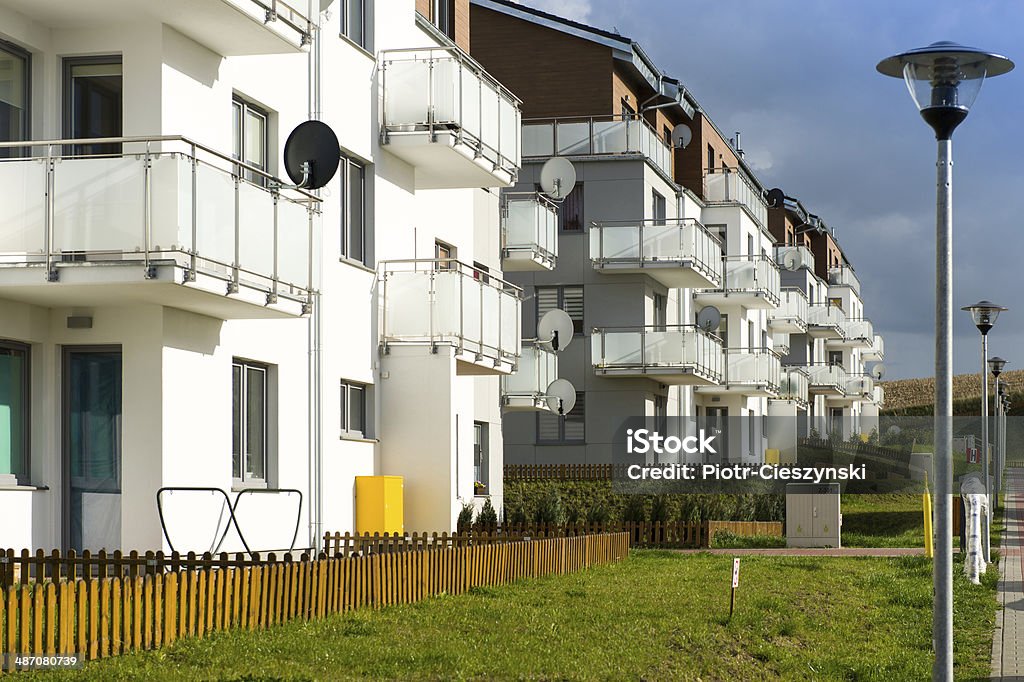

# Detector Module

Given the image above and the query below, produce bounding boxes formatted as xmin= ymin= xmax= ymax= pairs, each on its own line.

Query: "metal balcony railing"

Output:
xmin=845 ymin=317 xmax=874 ymax=344
xmin=249 ymin=0 xmax=312 ymax=43
xmin=846 ymin=373 xmax=875 ymax=399
xmin=379 ymin=259 xmax=521 ymax=367
xmin=703 ymin=254 xmax=780 ymax=305
xmin=828 ymin=265 xmax=861 ymax=296
xmin=807 ymin=302 xmax=846 ymax=335
xmin=769 ymin=287 xmax=808 ymax=330
xmin=502 ymin=343 xmax=558 ymax=409
xmin=589 ymin=218 xmax=723 ymax=285
xmin=703 ymin=166 xmax=768 ymax=227
xmin=0 ymin=136 xmax=319 ymax=301
xmin=722 ymin=348 xmax=781 ymax=393
xmin=772 ymin=332 xmax=791 ymax=356
xmin=774 ymin=244 xmax=815 ymax=272
xmin=522 ymin=114 xmax=674 ymax=180
xmin=803 ymin=363 xmax=849 ymax=394
xmin=501 ymin=191 xmax=558 ymax=267
xmin=380 ymin=47 xmax=521 ymax=178
xmin=591 ymin=325 xmax=723 ymax=381
xmin=873 ymin=385 xmax=885 ymax=407
xmin=777 ymin=367 xmax=810 ymax=403
xmin=864 ymin=334 xmax=885 ymax=360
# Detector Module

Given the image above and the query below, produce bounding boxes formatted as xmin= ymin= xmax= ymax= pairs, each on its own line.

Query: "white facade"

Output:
xmin=0 ymin=0 xmax=523 ymax=552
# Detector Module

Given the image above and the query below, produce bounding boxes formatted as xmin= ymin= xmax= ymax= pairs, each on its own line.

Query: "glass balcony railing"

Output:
xmin=522 ymin=114 xmax=674 ymax=179
xmin=774 ymin=244 xmax=815 ymax=272
xmin=379 ymin=259 xmax=521 ymax=371
xmin=802 ymin=363 xmax=848 ymax=394
xmin=502 ymin=343 xmax=559 ymax=411
xmin=589 ymin=218 xmax=723 ymax=287
xmin=380 ymin=47 xmax=521 ymax=184
xmin=769 ymin=287 xmax=808 ymax=331
xmin=501 ymin=191 xmax=558 ymax=271
xmin=772 ymin=332 xmax=791 ymax=356
xmin=777 ymin=367 xmax=810 ymax=403
xmin=0 ymin=136 xmax=319 ymax=306
xmin=873 ymin=385 xmax=885 ymax=407
xmin=703 ymin=166 xmax=768 ymax=227
xmin=846 ymin=374 xmax=875 ymax=400
xmin=698 ymin=255 xmax=780 ymax=306
xmin=864 ymin=334 xmax=885 ymax=361
xmin=591 ymin=325 xmax=723 ymax=383
xmin=845 ymin=318 xmax=874 ymax=345
xmin=721 ymin=348 xmax=781 ymax=393
xmin=828 ymin=265 xmax=861 ymax=296
xmin=807 ymin=303 xmax=846 ymax=337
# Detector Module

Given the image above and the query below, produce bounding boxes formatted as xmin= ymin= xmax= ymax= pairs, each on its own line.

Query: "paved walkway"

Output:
xmin=670 ymin=547 xmax=924 ymax=557
xmin=992 ymin=468 xmax=1024 ymax=678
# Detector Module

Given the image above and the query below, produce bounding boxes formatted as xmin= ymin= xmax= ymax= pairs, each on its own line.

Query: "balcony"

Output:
xmin=807 ymin=303 xmax=846 ymax=340
xmin=872 ymin=385 xmax=885 ymax=408
xmin=775 ymin=367 xmax=810 ymax=405
xmin=768 ymin=287 xmax=808 ymax=333
xmin=828 ymin=265 xmax=861 ymax=296
xmin=694 ymin=255 xmax=780 ymax=309
xmin=380 ymin=47 xmax=521 ymax=189
xmin=589 ymin=218 xmax=723 ymax=288
xmin=502 ymin=344 xmax=559 ymax=412
xmin=863 ymin=334 xmax=885 ymax=362
xmin=829 ymin=317 xmax=873 ymax=349
xmin=697 ymin=348 xmax=781 ymax=397
xmin=774 ymin=245 xmax=815 ymax=273
xmin=591 ymin=325 xmax=723 ymax=385
xmin=772 ymin=332 xmax=791 ymax=356
xmin=379 ymin=259 xmax=521 ymax=375
xmin=522 ymin=115 xmax=673 ymax=180
xmin=845 ymin=374 xmax=875 ymax=401
xmin=802 ymin=363 xmax=848 ymax=397
xmin=3 ymin=0 xmax=311 ymax=55
xmin=0 ymin=136 xmax=318 ymax=319
xmin=501 ymin=192 xmax=557 ymax=272
xmin=703 ymin=167 xmax=768 ymax=227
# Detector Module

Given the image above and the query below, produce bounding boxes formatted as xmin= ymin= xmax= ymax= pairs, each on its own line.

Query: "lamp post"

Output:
xmin=877 ymin=42 xmax=1013 ymax=682
xmin=990 ymin=356 xmax=1007 ymax=502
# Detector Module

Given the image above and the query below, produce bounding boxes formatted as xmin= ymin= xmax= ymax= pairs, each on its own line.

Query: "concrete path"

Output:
xmin=669 ymin=547 xmax=924 ymax=557
xmin=992 ymin=468 xmax=1024 ymax=678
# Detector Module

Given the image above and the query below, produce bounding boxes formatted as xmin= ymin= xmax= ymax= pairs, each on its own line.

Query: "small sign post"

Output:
xmin=729 ymin=557 xmax=740 ymax=620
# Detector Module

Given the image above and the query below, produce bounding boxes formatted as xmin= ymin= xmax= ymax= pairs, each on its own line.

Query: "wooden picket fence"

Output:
xmin=504 ymin=463 xmax=624 ymax=481
xmin=0 ymin=533 xmax=628 ymax=672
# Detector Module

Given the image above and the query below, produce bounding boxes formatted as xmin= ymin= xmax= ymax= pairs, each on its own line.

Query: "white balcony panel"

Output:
xmin=381 ymin=48 xmax=521 ymax=189
xmin=831 ymin=318 xmax=873 ymax=349
xmin=863 ymin=334 xmax=885 ymax=362
xmin=703 ymin=168 xmax=768 ymax=227
xmin=768 ymin=288 xmax=808 ymax=333
xmin=775 ymin=367 xmax=809 ymax=405
xmin=522 ymin=116 xmax=673 ymax=179
xmin=774 ymin=245 xmax=815 ymax=273
xmin=502 ymin=344 xmax=559 ymax=412
xmin=0 ymin=140 xmax=318 ymax=319
xmin=807 ymin=303 xmax=846 ymax=339
xmin=380 ymin=260 xmax=522 ymax=375
xmin=828 ymin=265 xmax=861 ymax=296
xmin=502 ymin=193 xmax=557 ymax=271
xmin=698 ymin=349 xmax=780 ymax=397
xmin=873 ymin=385 xmax=885 ymax=407
xmin=590 ymin=219 xmax=723 ymax=288
xmin=694 ymin=255 xmax=780 ymax=309
xmin=803 ymin=364 xmax=848 ymax=396
xmin=592 ymin=326 xmax=722 ymax=385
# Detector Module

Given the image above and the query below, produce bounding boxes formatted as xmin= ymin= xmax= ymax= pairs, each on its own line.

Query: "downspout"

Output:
xmin=307 ymin=0 xmax=324 ymax=553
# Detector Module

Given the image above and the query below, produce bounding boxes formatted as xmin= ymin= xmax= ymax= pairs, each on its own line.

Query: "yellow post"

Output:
xmin=923 ymin=472 xmax=934 ymax=559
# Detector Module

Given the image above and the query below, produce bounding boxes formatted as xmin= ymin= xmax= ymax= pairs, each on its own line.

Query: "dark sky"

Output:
xmin=515 ymin=0 xmax=1024 ymax=379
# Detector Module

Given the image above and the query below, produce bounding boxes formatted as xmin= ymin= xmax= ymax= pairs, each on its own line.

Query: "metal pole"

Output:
xmin=933 ymin=137 xmax=954 ymax=682
xmin=981 ymin=333 xmax=990 ymax=563
xmin=995 ymin=376 xmax=1002 ymax=502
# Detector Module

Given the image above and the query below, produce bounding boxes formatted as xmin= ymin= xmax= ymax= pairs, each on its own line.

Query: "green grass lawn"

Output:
xmin=29 ymin=551 xmax=998 ymax=681
xmin=841 ymin=493 xmax=1004 ymax=550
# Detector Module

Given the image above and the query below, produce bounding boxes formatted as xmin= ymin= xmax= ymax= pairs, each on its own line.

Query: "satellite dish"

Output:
xmin=870 ymin=364 xmax=886 ymax=380
xmin=283 ymin=120 xmax=340 ymax=190
xmin=545 ymin=379 xmax=577 ymax=415
xmin=670 ymin=124 xmax=692 ymax=149
xmin=782 ymin=250 xmax=802 ymax=271
xmin=539 ymin=157 xmax=576 ymax=201
xmin=766 ymin=188 xmax=786 ymax=209
xmin=696 ymin=306 xmax=721 ymax=333
xmin=537 ymin=309 xmax=574 ymax=352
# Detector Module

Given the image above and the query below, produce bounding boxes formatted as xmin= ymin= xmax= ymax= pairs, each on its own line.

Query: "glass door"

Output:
xmin=64 ymin=56 xmax=122 ymax=156
xmin=64 ymin=347 xmax=122 ymax=552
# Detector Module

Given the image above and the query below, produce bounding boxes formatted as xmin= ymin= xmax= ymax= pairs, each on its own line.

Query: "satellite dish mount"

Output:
xmin=281 ymin=120 xmax=341 ymax=191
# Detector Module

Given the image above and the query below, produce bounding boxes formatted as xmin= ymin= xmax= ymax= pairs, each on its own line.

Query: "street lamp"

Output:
xmin=877 ymin=42 xmax=1014 ymax=682
xmin=990 ymin=356 xmax=1007 ymax=501
xmin=964 ymin=300 xmax=1007 ymax=563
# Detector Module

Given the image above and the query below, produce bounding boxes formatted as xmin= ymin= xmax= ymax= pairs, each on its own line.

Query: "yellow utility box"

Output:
xmin=355 ymin=476 xmax=404 ymax=534
xmin=764 ymin=449 xmax=780 ymax=465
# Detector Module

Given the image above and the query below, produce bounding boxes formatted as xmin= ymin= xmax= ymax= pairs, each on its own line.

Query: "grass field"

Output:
xmin=29 ymin=551 xmax=998 ymax=682
xmin=842 ymin=493 xmax=1004 ymax=549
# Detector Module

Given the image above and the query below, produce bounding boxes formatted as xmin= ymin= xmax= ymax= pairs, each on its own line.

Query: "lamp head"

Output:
xmin=989 ymin=356 xmax=1008 ymax=377
xmin=877 ymin=41 xmax=1014 ymax=139
xmin=962 ymin=300 xmax=1007 ymax=335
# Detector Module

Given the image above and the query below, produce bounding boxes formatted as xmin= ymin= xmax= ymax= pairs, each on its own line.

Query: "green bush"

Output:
xmin=586 ymin=501 xmax=610 ymax=525
xmin=710 ymin=529 xmax=786 ymax=549
xmin=650 ymin=495 xmax=670 ymax=523
xmin=534 ymin=488 xmax=565 ymax=525
xmin=457 ymin=503 xmax=474 ymax=534
xmin=475 ymin=498 xmax=498 ymax=530
xmin=622 ymin=496 xmax=646 ymax=523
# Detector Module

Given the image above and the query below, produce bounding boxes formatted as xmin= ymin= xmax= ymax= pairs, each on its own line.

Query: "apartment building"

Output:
xmin=0 ymin=0 xmax=524 ymax=552
xmin=470 ymin=0 xmax=782 ymax=465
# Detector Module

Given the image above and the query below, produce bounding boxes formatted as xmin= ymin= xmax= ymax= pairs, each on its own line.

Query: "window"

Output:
xmin=435 ymin=240 xmax=455 ymax=270
xmin=0 ymin=341 xmax=29 ymax=483
xmin=430 ymin=0 xmax=456 ymax=39
xmin=0 ymin=42 xmax=29 ymax=159
xmin=340 ymin=0 xmax=368 ymax=49
xmin=620 ymin=97 xmax=634 ymax=118
xmin=663 ymin=125 xmax=671 ymax=147
xmin=538 ymin=392 xmax=585 ymax=443
xmin=64 ymin=56 xmax=122 ymax=156
xmin=340 ymin=381 xmax=366 ymax=437
xmin=232 ymin=360 xmax=268 ymax=485
xmin=828 ymin=350 xmax=843 ymax=368
xmin=232 ymin=95 xmax=269 ymax=185
xmin=473 ymin=421 xmax=488 ymax=494
xmin=707 ymin=144 xmax=715 ymax=172
xmin=537 ymin=286 xmax=583 ymax=336
xmin=558 ymin=182 xmax=584 ymax=232
xmin=472 ymin=261 xmax=489 ymax=284
xmin=340 ymin=157 xmax=366 ymax=263
xmin=653 ymin=293 xmax=666 ymax=330
xmin=652 ymin=190 xmax=666 ymax=225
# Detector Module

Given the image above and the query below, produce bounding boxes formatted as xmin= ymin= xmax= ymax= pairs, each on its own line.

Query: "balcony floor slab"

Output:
xmin=592 ymin=262 xmax=719 ymax=289
xmin=694 ymin=291 xmax=778 ymax=310
xmin=383 ymin=131 xmax=515 ymax=189
xmin=593 ymin=367 xmax=719 ymax=386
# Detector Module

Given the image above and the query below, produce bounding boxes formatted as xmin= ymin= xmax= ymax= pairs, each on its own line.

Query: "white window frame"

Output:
xmin=340 ymin=380 xmax=366 ymax=438
xmin=232 ymin=359 xmax=269 ymax=488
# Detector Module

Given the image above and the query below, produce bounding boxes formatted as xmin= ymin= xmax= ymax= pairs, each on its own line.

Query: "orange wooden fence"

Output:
xmin=0 ymin=533 xmax=628 ymax=672
xmin=504 ymin=463 xmax=624 ymax=481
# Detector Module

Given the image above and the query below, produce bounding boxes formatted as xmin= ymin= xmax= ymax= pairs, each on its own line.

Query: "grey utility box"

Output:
xmin=786 ymin=483 xmax=841 ymax=548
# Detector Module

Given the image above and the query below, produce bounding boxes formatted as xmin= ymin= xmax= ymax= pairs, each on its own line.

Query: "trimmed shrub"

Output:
xmin=475 ymin=498 xmax=498 ymax=530
xmin=457 ymin=503 xmax=474 ymax=534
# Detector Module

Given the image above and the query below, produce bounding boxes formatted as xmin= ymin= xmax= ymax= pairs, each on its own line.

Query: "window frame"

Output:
xmin=340 ymin=0 xmax=369 ymax=50
xmin=340 ymin=380 xmax=367 ymax=438
xmin=558 ymin=182 xmax=584 ymax=232
xmin=340 ymin=156 xmax=367 ymax=264
xmin=231 ymin=94 xmax=270 ymax=186
xmin=63 ymin=54 xmax=123 ymax=157
xmin=431 ymin=0 xmax=456 ymax=40
xmin=0 ymin=339 xmax=30 ymax=484
xmin=473 ymin=421 xmax=489 ymax=495
xmin=0 ymin=39 xmax=30 ymax=158
xmin=232 ymin=359 xmax=270 ymax=488
xmin=536 ymin=285 xmax=584 ymax=336
xmin=536 ymin=391 xmax=585 ymax=444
